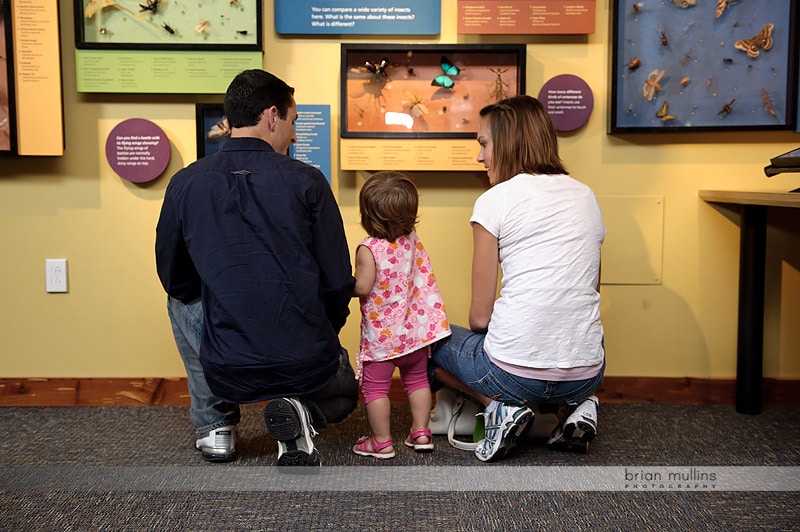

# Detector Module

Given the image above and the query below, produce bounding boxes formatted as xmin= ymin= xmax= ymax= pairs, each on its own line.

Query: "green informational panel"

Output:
xmin=75 ymin=50 xmax=262 ymax=93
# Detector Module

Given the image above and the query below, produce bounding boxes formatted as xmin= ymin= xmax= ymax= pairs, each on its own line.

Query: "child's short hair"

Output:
xmin=359 ymin=171 xmax=419 ymax=241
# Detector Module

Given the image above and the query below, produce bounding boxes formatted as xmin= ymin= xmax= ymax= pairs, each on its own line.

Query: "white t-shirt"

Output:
xmin=470 ymin=173 xmax=606 ymax=370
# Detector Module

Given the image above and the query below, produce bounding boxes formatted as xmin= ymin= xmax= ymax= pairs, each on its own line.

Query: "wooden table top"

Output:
xmin=699 ymin=190 xmax=800 ymax=208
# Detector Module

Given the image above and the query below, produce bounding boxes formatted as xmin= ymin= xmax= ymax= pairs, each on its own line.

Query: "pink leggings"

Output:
xmin=361 ymin=347 xmax=430 ymax=404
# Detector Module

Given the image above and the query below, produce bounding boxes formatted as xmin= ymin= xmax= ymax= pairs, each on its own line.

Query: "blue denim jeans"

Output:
xmin=430 ymin=324 xmax=604 ymax=407
xmin=167 ymin=297 xmax=240 ymax=435
xmin=167 ymin=296 xmax=358 ymax=431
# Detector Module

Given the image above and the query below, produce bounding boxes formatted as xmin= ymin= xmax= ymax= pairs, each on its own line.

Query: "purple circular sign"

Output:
xmin=105 ymin=118 xmax=171 ymax=183
xmin=537 ymin=74 xmax=594 ymax=132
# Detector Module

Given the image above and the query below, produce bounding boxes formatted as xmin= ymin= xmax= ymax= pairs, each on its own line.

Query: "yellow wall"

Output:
xmin=1 ymin=0 xmax=798 ymax=379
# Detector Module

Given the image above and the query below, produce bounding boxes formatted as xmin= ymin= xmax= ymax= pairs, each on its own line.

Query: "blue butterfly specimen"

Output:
xmin=431 ymin=55 xmax=460 ymax=89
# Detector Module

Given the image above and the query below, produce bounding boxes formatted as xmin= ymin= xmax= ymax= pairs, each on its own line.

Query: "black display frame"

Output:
xmin=1 ymin=0 xmax=17 ymax=155
xmin=74 ymin=0 xmax=262 ymax=51
xmin=609 ymin=0 xmax=798 ymax=133
xmin=340 ymin=43 xmax=527 ymax=139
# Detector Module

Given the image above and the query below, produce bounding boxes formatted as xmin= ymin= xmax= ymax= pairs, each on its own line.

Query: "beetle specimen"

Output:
xmin=658 ymin=26 xmax=668 ymax=46
xmin=717 ymin=99 xmax=735 ymax=118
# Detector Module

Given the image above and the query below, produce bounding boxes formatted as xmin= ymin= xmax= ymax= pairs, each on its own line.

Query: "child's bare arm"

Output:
xmin=353 ymin=245 xmax=376 ymax=297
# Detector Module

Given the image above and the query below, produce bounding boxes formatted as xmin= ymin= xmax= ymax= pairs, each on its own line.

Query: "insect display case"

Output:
xmin=340 ymin=44 xmax=526 ymax=138
xmin=610 ymin=0 xmax=798 ymax=132
xmin=1 ymin=0 xmax=14 ymax=154
xmin=75 ymin=0 xmax=261 ymax=49
xmin=195 ymin=103 xmax=227 ymax=159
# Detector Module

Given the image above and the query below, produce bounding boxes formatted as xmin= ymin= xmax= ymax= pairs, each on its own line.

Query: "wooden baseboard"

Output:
xmin=0 ymin=376 xmax=797 ymax=407
xmin=595 ymin=376 xmax=800 ymax=406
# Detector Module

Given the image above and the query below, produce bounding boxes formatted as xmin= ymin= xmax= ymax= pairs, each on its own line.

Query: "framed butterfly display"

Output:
xmin=340 ymin=44 xmax=526 ymax=138
xmin=610 ymin=0 xmax=798 ymax=133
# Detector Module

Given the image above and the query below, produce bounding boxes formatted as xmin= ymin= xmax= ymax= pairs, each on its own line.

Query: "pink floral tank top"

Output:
xmin=357 ymin=231 xmax=451 ymax=379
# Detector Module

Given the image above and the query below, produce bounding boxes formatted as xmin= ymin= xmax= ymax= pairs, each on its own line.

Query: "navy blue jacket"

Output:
xmin=156 ymin=137 xmax=355 ymax=402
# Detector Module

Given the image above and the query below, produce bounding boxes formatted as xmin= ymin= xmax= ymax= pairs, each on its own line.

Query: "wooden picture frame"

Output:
xmin=341 ymin=43 xmax=526 ymax=139
xmin=75 ymin=0 xmax=262 ymax=50
xmin=609 ymin=0 xmax=798 ymax=133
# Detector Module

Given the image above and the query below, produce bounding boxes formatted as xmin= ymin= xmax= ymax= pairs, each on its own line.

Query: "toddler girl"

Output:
xmin=351 ymin=171 xmax=451 ymax=459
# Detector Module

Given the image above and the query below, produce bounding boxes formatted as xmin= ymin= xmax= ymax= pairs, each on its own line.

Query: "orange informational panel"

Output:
xmin=458 ymin=0 xmax=595 ymax=35
xmin=340 ymin=138 xmax=484 ymax=171
xmin=11 ymin=0 xmax=63 ymax=156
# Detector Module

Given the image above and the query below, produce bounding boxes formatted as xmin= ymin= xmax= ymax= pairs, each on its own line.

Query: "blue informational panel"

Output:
xmin=290 ymin=105 xmax=332 ymax=184
xmin=197 ymin=104 xmax=331 ymax=183
xmin=275 ymin=0 xmax=440 ymax=35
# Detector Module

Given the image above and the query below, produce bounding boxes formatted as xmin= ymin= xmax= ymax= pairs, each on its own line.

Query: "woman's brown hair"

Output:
xmin=479 ymin=95 xmax=567 ymax=183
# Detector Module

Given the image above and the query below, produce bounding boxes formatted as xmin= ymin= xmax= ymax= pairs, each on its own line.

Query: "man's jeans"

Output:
xmin=167 ymin=297 xmax=240 ymax=436
xmin=167 ymin=296 xmax=358 ymax=432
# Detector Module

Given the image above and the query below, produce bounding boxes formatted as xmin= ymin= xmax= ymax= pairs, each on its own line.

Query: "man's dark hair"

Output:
xmin=224 ymin=70 xmax=296 ymax=128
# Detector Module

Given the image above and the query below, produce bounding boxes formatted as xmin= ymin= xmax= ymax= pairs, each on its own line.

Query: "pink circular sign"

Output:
xmin=105 ymin=118 xmax=171 ymax=183
xmin=538 ymin=74 xmax=594 ymax=132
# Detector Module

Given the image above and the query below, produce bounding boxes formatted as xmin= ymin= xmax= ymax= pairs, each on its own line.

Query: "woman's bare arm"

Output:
xmin=469 ymin=223 xmax=500 ymax=332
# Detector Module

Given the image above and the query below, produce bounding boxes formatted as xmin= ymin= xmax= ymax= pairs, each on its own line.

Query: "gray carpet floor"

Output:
xmin=1 ymin=403 xmax=798 ymax=531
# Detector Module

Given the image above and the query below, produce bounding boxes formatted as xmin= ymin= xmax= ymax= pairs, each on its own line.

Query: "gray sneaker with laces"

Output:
xmin=474 ymin=401 xmax=533 ymax=462
xmin=264 ymin=397 xmax=321 ymax=467
xmin=195 ymin=425 xmax=237 ymax=462
xmin=547 ymin=395 xmax=598 ymax=453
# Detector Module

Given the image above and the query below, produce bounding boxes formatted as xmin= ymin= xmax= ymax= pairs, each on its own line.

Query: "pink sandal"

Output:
xmin=353 ymin=436 xmax=396 ymax=459
xmin=404 ymin=428 xmax=434 ymax=452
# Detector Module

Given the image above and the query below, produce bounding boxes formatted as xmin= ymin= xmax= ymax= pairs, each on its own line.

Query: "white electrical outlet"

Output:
xmin=46 ymin=258 xmax=68 ymax=293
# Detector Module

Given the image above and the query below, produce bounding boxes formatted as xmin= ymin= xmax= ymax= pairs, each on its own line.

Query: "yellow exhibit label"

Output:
xmin=340 ymin=138 xmax=484 ymax=171
xmin=12 ymin=0 xmax=63 ymax=156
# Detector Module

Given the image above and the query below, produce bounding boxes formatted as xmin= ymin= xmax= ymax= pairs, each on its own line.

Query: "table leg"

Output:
xmin=736 ymin=205 xmax=766 ymax=414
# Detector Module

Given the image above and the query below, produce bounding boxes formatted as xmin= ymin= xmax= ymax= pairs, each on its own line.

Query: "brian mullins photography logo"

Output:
xmin=623 ymin=467 xmax=718 ymax=490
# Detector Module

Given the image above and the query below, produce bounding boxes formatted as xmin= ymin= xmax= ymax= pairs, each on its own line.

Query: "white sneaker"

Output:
xmin=547 ymin=395 xmax=598 ymax=453
xmin=195 ymin=425 xmax=237 ymax=462
xmin=474 ymin=401 xmax=533 ymax=462
xmin=264 ymin=398 xmax=321 ymax=467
